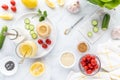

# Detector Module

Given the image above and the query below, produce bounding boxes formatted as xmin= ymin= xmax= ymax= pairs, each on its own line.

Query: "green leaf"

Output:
xmin=88 ymin=0 xmax=104 ymax=7
xmin=38 ymin=9 xmax=42 ymax=15
xmin=104 ymin=0 xmax=120 ymax=9
xmin=100 ymin=0 xmax=112 ymax=2
xmin=39 ymin=16 xmax=45 ymax=22
xmin=43 ymin=11 xmax=47 ymax=17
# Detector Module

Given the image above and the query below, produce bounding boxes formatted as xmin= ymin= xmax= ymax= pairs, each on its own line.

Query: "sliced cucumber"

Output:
xmin=87 ymin=32 xmax=93 ymax=37
xmin=93 ymin=27 xmax=99 ymax=33
xmin=31 ymin=33 xmax=37 ymax=39
xmin=29 ymin=24 xmax=34 ymax=31
xmin=24 ymin=18 xmax=30 ymax=24
xmin=25 ymin=24 xmax=30 ymax=30
xmin=30 ymin=30 xmax=35 ymax=35
xmin=92 ymin=19 xmax=98 ymax=27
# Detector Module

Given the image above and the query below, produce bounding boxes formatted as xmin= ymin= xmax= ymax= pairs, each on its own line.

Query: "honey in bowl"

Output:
xmin=19 ymin=43 xmax=32 ymax=57
xmin=78 ymin=42 xmax=88 ymax=53
xmin=18 ymin=41 xmax=37 ymax=58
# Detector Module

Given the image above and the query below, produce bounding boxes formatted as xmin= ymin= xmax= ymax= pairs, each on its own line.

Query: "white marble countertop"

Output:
xmin=0 ymin=0 xmax=120 ymax=80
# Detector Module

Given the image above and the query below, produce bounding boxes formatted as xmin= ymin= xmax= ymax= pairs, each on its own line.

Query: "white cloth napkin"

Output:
xmin=66 ymin=71 xmax=111 ymax=80
xmin=97 ymin=40 xmax=120 ymax=72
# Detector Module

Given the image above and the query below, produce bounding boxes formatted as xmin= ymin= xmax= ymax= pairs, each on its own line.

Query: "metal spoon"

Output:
xmin=4 ymin=32 xmax=18 ymax=36
xmin=19 ymin=52 xmax=27 ymax=64
xmin=64 ymin=16 xmax=84 ymax=35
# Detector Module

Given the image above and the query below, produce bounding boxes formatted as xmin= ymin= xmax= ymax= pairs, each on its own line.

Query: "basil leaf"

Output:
xmin=38 ymin=9 xmax=42 ymax=15
xmin=39 ymin=16 xmax=45 ymax=22
xmin=43 ymin=11 xmax=47 ymax=17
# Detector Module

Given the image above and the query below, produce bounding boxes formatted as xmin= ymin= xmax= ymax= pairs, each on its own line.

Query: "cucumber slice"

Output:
xmin=93 ymin=27 xmax=99 ymax=33
xmin=31 ymin=33 xmax=37 ymax=39
xmin=30 ymin=30 xmax=35 ymax=35
xmin=25 ymin=24 xmax=30 ymax=30
xmin=24 ymin=18 xmax=30 ymax=24
xmin=92 ymin=19 xmax=98 ymax=26
xmin=29 ymin=24 xmax=34 ymax=31
xmin=87 ymin=32 xmax=93 ymax=37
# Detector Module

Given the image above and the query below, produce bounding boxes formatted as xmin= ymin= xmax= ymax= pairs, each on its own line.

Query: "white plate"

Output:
xmin=13 ymin=12 xmax=57 ymax=58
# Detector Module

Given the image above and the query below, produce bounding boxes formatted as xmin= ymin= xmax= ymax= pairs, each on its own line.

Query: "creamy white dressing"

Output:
xmin=61 ymin=52 xmax=75 ymax=66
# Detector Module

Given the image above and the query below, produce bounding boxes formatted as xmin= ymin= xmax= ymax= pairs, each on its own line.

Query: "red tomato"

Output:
xmin=1 ymin=4 xmax=8 ymax=10
xmin=88 ymin=64 xmax=92 ymax=68
xmin=11 ymin=6 xmax=17 ymax=12
xmin=86 ymin=69 xmax=92 ymax=74
xmin=10 ymin=0 xmax=16 ymax=6
xmin=85 ymin=54 xmax=91 ymax=58
xmin=91 ymin=56 xmax=96 ymax=59
xmin=91 ymin=59 xmax=97 ymax=64
xmin=45 ymin=39 xmax=51 ymax=45
xmin=95 ymin=65 xmax=99 ymax=69
xmin=42 ymin=43 xmax=48 ymax=49
xmin=84 ymin=66 xmax=88 ymax=71
xmin=81 ymin=57 xmax=86 ymax=62
xmin=38 ymin=39 xmax=43 ymax=44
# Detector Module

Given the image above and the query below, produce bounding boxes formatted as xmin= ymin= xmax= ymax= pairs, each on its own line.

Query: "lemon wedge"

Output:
xmin=45 ymin=0 xmax=55 ymax=9
xmin=30 ymin=62 xmax=45 ymax=77
xmin=0 ymin=13 xmax=13 ymax=20
xmin=57 ymin=0 xmax=65 ymax=6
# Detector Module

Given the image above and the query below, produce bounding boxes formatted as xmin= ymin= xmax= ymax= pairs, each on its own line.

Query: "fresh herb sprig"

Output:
xmin=38 ymin=9 xmax=47 ymax=22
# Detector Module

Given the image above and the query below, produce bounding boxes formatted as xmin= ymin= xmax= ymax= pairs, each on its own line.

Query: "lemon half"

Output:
xmin=21 ymin=0 xmax=38 ymax=9
xmin=30 ymin=62 xmax=45 ymax=77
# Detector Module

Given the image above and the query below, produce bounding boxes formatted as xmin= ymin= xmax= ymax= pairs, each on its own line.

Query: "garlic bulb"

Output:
xmin=67 ymin=0 xmax=80 ymax=14
xmin=112 ymin=28 xmax=120 ymax=40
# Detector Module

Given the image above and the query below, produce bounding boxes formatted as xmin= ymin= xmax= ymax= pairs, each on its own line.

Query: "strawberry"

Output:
xmin=11 ymin=6 xmax=16 ymax=12
xmin=10 ymin=0 xmax=16 ymax=6
xmin=1 ymin=4 xmax=8 ymax=10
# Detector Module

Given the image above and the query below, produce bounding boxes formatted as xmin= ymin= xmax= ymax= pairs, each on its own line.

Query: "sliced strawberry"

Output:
xmin=10 ymin=0 xmax=16 ymax=6
xmin=1 ymin=4 xmax=8 ymax=10
xmin=11 ymin=6 xmax=16 ymax=12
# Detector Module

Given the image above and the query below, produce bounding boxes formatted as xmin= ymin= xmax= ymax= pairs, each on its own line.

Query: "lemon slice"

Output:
xmin=45 ymin=0 xmax=55 ymax=9
xmin=30 ymin=62 xmax=45 ymax=77
xmin=57 ymin=0 xmax=65 ymax=6
xmin=37 ymin=22 xmax=51 ymax=38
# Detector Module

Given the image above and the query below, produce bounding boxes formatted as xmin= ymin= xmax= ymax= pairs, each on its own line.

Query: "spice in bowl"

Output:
xmin=79 ymin=54 xmax=101 ymax=76
xmin=59 ymin=51 xmax=76 ymax=68
xmin=78 ymin=42 xmax=88 ymax=53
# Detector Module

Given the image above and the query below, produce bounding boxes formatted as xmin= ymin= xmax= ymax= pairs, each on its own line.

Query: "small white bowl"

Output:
xmin=59 ymin=51 xmax=76 ymax=69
